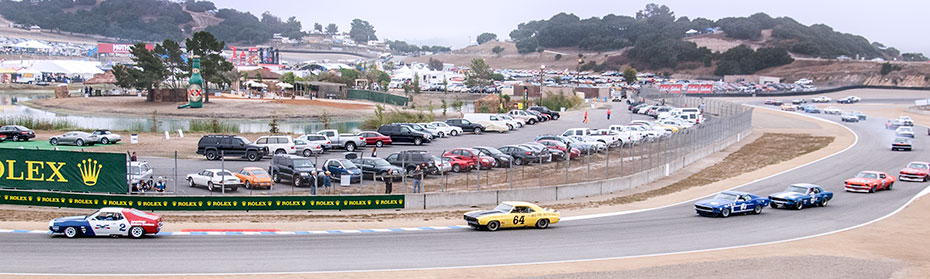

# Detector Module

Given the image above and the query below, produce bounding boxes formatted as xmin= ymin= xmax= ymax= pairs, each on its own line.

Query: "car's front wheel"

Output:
xmin=414 ymin=138 xmax=422 ymax=146
xmin=64 ymin=226 xmax=79 ymax=238
xmin=246 ymin=151 xmax=259 ymax=162
xmin=535 ymin=219 xmax=549 ymax=229
xmin=795 ymin=202 xmax=804 ymax=210
xmin=303 ymin=149 xmax=313 ymax=157
xmin=720 ymin=208 xmax=731 ymax=218
xmin=474 ymin=128 xmax=483 ymax=135
xmin=129 ymin=226 xmax=145 ymax=239
xmin=345 ymin=142 xmax=357 ymax=152
xmin=820 ymin=198 xmax=829 ymax=207
xmin=50 ymin=138 xmax=58 ymax=145
xmin=375 ymin=140 xmax=384 ymax=147
xmin=101 ymin=137 xmax=110 ymax=144
xmin=486 ymin=221 xmax=500 ymax=231
xmin=205 ymin=150 xmax=218 ymax=161
xmin=207 ymin=182 xmax=214 ymax=191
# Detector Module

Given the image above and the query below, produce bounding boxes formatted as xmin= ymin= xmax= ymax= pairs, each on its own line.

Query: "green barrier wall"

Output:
xmin=0 ymin=149 xmax=127 ymax=193
xmin=347 ymin=89 xmax=409 ymax=106
xmin=0 ymin=190 xmax=404 ymax=211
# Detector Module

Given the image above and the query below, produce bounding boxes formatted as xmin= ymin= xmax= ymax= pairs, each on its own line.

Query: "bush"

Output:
xmin=880 ymin=62 xmax=902 ymax=75
xmin=189 ymin=119 xmax=238 ymax=133
xmin=361 ymin=107 xmax=436 ymax=130
xmin=0 ymin=116 xmax=76 ymax=131
xmin=537 ymin=93 xmax=583 ymax=111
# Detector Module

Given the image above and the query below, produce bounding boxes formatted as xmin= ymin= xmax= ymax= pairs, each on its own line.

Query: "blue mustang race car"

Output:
xmin=694 ymin=191 xmax=770 ymax=217
xmin=768 ymin=183 xmax=833 ymax=210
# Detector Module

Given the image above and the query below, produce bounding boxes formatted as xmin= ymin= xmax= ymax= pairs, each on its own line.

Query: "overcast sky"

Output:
xmin=219 ymin=0 xmax=930 ymax=55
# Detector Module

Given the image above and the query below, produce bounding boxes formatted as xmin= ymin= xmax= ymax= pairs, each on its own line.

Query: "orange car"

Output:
xmin=235 ymin=167 xmax=273 ymax=189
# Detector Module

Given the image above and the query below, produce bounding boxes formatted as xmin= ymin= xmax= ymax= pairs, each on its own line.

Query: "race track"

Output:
xmin=1 ymin=105 xmax=927 ymax=275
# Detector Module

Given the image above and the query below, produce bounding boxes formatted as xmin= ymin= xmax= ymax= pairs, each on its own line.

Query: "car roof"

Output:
xmin=204 ymin=169 xmax=231 ymax=172
xmin=500 ymin=201 xmax=537 ymax=207
xmin=721 ymin=190 xmax=750 ymax=195
xmin=242 ymin=167 xmax=264 ymax=171
xmin=99 ymin=207 xmax=125 ymax=212
xmin=789 ymin=183 xmax=817 ymax=188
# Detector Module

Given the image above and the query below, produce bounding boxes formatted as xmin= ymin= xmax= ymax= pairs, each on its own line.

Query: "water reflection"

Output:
xmin=0 ymin=92 xmax=362 ymax=134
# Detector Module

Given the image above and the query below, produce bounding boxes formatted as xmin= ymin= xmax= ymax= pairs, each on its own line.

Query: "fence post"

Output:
xmin=174 ymin=151 xmax=178 ymax=195
xmin=220 ymin=150 xmax=225 ymax=195
xmin=605 ymin=143 xmax=609 ymax=181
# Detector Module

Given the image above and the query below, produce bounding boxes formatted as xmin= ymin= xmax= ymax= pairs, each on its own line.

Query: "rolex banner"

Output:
xmin=0 ymin=149 xmax=127 ymax=194
xmin=0 ymin=190 xmax=405 ymax=211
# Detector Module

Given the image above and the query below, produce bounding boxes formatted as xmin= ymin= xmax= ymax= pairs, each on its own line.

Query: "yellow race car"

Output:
xmin=464 ymin=201 xmax=560 ymax=231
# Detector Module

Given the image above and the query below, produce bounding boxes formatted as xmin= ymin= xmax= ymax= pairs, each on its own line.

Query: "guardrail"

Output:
xmin=0 ymin=189 xmax=404 ymax=211
xmin=684 ymin=85 xmax=930 ymax=98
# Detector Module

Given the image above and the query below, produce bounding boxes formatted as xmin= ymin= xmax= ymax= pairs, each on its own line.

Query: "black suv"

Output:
xmin=473 ymin=146 xmax=513 ymax=167
xmin=445 ymin=118 xmax=485 ymax=134
xmin=497 ymin=145 xmax=538 ymax=165
xmin=0 ymin=125 xmax=35 ymax=141
xmin=196 ymin=135 xmax=266 ymax=161
xmin=377 ymin=124 xmax=431 ymax=145
xmin=384 ymin=150 xmax=439 ymax=174
xmin=528 ymin=106 xmax=560 ymax=120
xmin=269 ymin=154 xmax=321 ymax=187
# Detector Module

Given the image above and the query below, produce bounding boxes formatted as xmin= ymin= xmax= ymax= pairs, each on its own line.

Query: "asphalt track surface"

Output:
xmin=1 ymin=104 xmax=928 ymax=275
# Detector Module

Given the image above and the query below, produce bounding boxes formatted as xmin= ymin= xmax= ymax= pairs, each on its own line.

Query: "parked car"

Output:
xmin=472 ymin=146 xmax=514 ymax=167
xmin=234 ymin=167 xmax=272 ymax=189
xmin=537 ymin=139 xmax=580 ymax=160
xmin=0 ymin=125 xmax=35 ymax=141
xmin=528 ymin=106 xmax=560 ymax=120
xmin=497 ymin=114 xmax=525 ymax=129
xmin=441 ymin=156 xmax=474 ymax=172
xmin=196 ymin=135 xmax=265 ymax=161
xmin=322 ymin=158 xmax=362 ymax=184
xmin=497 ymin=145 xmax=539 ymax=165
xmin=384 ymin=150 xmax=439 ymax=174
xmin=377 ymin=124 xmax=431 ymax=145
xmin=844 ymin=171 xmax=895 ymax=193
xmin=49 ymin=207 xmax=162 ymax=238
xmin=898 ymin=161 xmax=930 ymax=182
xmin=445 ymin=118 xmax=485 ymax=134
xmin=128 ymin=161 xmax=153 ymax=191
xmin=507 ymin=110 xmax=538 ymax=125
xmin=891 ymin=137 xmax=912 ymax=151
xmin=357 ymin=131 xmax=392 ymax=147
xmin=524 ymin=110 xmax=550 ymax=121
xmin=811 ymin=96 xmax=831 ymax=103
xmin=91 ymin=130 xmax=121 ymax=144
xmin=569 ymin=136 xmax=608 ymax=152
xmin=269 ymin=154 xmax=319 ymax=187
xmin=350 ymin=157 xmax=404 ymax=180
xmin=521 ymin=142 xmax=556 ymax=162
xmin=428 ymin=121 xmax=464 ymax=136
xmin=186 ymin=169 xmax=241 ymax=192
xmin=317 ymin=129 xmax=366 ymax=152
xmin=694 ymin=191 xmax=770 ymax=217
xmin=293 ymin=139 xmax=323 ymax=157
xmin=254 ymin=135 xmax=297 ymax=156
xmin=419 ymin=122 xmax=455 ymax=137
xmin=464 ymin=113 xmax=515 ymax=131
xmin=297 ymin=134 xmax=332 ymax=151
xmin=768 ymin=183 xmax=833 ymax=210
xmin=49 ymin=131 xmax=99 ymax=146
xmin=443 ymin=148 xmax=494 ymax=170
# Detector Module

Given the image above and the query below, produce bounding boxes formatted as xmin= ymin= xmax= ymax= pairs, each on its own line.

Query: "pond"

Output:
xmin=0 ymin=91 xmax=363 ymax=134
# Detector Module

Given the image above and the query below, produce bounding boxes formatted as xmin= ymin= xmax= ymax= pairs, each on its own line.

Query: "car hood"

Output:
xmin=694 ymin=198 xmax=731 ymax=207
xmin=464 ymin=210 xmax=506 ymax=218
xmin=845 ymin=178 xmax=878 ymax=184
xmin=770 ymin=192 xmax=805 ymax=200
xmin=53 ymin=215 xmax=86 ymax=223
xmin=901 ymin=168 xmax=928 ymax=174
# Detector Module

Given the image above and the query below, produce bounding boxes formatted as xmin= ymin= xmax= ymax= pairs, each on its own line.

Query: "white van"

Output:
xmin=463 ymin=113 xmax=513 ymax=130
xmin=676 ymin=108 xmax=703 ymax=124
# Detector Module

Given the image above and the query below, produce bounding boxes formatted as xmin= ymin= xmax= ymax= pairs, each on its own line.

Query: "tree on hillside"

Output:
xmin=112 ymin=43 xmax=167 ymax=102
xmin=476 ymin=32 xmax=497 ymax=44
xmin=465 ymin=58 xmax=493 ymax=87
xmin=623 ymin=67 xmax=638 ymax=83
xmin=516 ymin=37 xmax=539 ymax=54
xmin=314 ymin=22 xmax=322 ymax=33
xmin=428 ymin=58 xmax=443 ymax=71
xmin=492 ymin=46 xmax=505 ymax=56
xmin=714 ymin=45 xmax=793 ymax=75
xmin=184 ymin=0 xmax=216 ymax=12
xmin=325 ymin=23 xmax=338 ymax=35
xmin=186 ymin=31 xmax=234 ymax=102
xmin=349 ymin=19 xmax=377 ymax=43
xmin=902 ymin=53 xmax=929 ymax=61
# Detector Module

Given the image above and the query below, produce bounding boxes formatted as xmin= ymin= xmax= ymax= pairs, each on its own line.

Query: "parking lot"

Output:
xmin=135 ymin=101 xmax=678 ymax=196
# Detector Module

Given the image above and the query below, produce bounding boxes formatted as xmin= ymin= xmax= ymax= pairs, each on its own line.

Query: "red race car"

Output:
xmin=443 ymin=148 xmax=495 ymax=170
xmin=537 ymin=140 xmax=581 ymax=159
xmin=357 ymin=131 xmax=392 ymax=147
xmin=442 ymin=156 xmax=474 ymax=172
xmin=844 ymin=171 xmax=895 ymax=193
xmin=898 ymin=161 xmax=930 ymax=182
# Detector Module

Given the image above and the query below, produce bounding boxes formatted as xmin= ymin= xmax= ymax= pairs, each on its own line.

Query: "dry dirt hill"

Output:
xmin=406 ymin=41 xmax=625 ymax=70
xmin=757 ymin=59 xmax=930 ymax=87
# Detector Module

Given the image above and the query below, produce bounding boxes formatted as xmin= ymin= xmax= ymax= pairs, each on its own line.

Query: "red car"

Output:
xmin=442 ymin=156 xmax=474 ymax=172
xmin=443 ymin=148 xmax=494 ymax=170
xmin=899 ymin=161 xmax=930 ymax=182
xmin=537 ymin=140 xmax=581 ymax=159
xmin=357 ymin=131 xmax=392 ymax=147
xmin=844 ymin=171 xmax=895 ymax=193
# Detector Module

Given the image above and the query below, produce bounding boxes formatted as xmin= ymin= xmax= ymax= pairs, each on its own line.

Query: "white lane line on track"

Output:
xmin=564 ymin=105 xmax=859 ymax=222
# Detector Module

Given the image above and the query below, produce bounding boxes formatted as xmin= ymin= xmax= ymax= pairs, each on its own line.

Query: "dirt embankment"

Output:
xmin=756 ymin=59 xmax=930 ymax=87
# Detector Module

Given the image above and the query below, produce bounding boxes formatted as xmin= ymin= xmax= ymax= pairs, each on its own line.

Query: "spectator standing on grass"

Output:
xmin=412 ymin=164 xmax=424 ymax=193
xmin=384 ymin=169 xmax=393 ymax=194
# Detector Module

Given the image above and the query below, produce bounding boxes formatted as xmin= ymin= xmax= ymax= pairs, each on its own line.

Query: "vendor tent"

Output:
xmin=29 ymin=60 xmax=103 ymax=76
xmin=13 ymin=40 xmax=52 ymax=50
xmin=275 ymin=82 xmax=293 ymax=88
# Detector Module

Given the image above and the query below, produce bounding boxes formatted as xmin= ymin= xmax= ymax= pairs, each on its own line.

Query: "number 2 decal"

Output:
xmin=119 ymin=224 xmax=126 ymax=232
xmin=512 ymin=216 xmax=525 ymax=225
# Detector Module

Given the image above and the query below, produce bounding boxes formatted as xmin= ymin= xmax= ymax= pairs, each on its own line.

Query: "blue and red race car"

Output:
xmin=49 ymin=207 xmax=163 ymax=238
xmin=694 ymin=191 xmax=770 ymax=217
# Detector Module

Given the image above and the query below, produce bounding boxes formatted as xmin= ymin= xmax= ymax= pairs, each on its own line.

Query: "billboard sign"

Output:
xmin=0 ymin=149 xmax=127 ymax=193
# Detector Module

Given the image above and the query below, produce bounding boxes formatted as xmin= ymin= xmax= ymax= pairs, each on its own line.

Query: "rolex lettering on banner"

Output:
xmin=0 ymin=149 xmax=127 ymax=193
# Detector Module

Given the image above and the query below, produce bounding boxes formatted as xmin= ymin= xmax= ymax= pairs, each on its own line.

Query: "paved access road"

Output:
xmin=0 ymin=105 xmax=926 ymax=275
xmin=145 ymin=103 xmax=657 ymax=195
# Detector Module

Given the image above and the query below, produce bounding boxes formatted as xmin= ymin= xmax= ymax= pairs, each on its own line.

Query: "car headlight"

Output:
xmin=300 ymin=172 xmax=310 ymax=176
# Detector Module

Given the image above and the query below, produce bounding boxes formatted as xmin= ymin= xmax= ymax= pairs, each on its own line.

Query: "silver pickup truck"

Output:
xmin=317 ymin=129 xmax=366 ymax=152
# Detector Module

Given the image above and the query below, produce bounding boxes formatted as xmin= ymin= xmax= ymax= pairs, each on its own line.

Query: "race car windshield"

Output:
xmin=856 ymin=172 xmax=878 ymax=179
xmin=130 ymin=166 xmax=142 ymax=175
xmin=895 ymin=138 xmax=910 ymax=144
xmin=713 ymin=193 xmax=738 ymax=201
xmin=494 ymin=203 xmax=513 ymax=213
xmin=907 ymin=163 xmax=929 ymax=169
xmin=217 ymin=171 xmax=234 ymax=177
xmin=787 ymin=186 xmax=808 ymax=193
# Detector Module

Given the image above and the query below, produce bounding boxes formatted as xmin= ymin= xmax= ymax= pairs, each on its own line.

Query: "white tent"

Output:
xmin=245 ymin=81 xmax=267 ymax=88
xmin=28 ymin=60 xmax=103 ymax=76
xmin=13 ymin=40 xmax=52 ymax=50
xmin=685 ymin=29 xmax=699 ymax=35
xmin=275 ymin=82 xmax=293 ymax=89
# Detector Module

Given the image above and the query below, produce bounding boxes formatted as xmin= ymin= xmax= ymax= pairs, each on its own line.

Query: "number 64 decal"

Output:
xmin=512 ymin=216 xmax=525 ymax=225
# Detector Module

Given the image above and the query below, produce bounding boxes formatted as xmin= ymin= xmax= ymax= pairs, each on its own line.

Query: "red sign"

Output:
xmin=97 ymin=43 xmax=154 ymax=54
xmin=669 ymin=84 xmax=683 ymax=94
xmin=659 ymin=84 xmax=671 ymax=92
xmin=686 ymin=84 xmax=701 ymax=94
xmin=700 ymin=84 xmax=713 ymax=93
